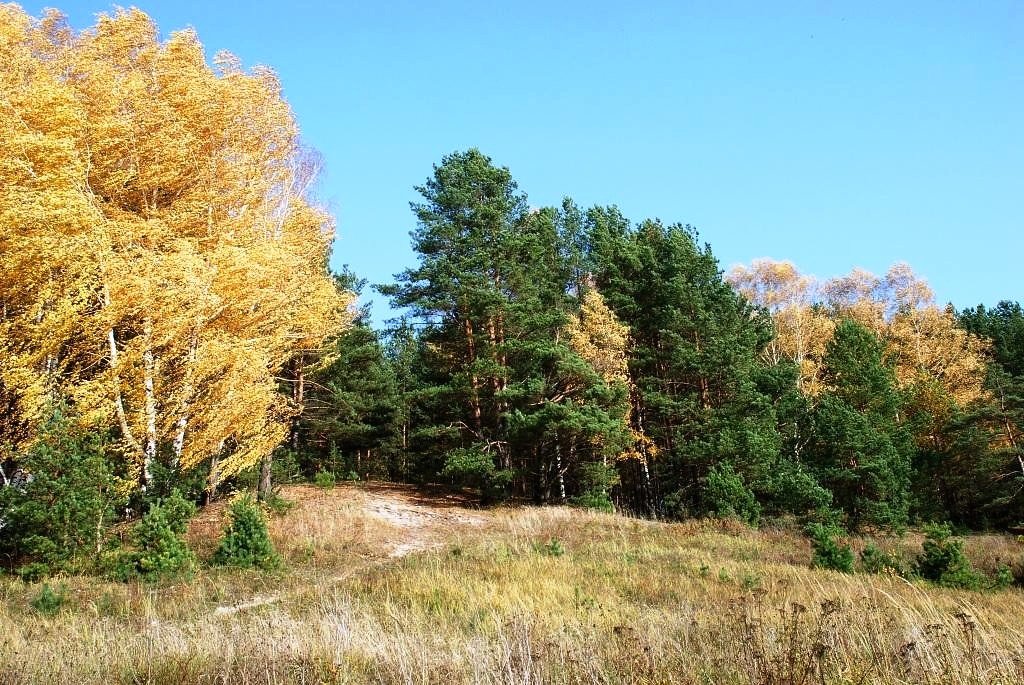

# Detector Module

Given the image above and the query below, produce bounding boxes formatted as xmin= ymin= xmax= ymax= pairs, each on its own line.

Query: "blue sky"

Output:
xmin=20 ymin=1 xmax=1023 ymax=323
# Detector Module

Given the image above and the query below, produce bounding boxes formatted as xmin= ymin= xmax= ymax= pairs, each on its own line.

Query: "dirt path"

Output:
xmin=208 ymin=484 xmax=488 ymax=616
xmin=361 ymin=486 xmax=486 ymax=557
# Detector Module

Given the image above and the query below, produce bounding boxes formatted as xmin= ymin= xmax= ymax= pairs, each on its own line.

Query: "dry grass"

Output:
xmin=2 ymin=483 xmax=1023 ymax=684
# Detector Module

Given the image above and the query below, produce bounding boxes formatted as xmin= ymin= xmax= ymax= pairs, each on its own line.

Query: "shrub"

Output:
xmin=570 ymin=491 xmax=614 ymax=513
xmin=569 ymin=462 xmax=617 ymax=513
xmin=142 ymin=460 xmax=209 ymax=510
xmin=16 ymin=562 xmax=51 ymax=583
xmin=212 ymin=496 xmax=279 ymax=570
xmin=0 ymin=406 xmax=122 ymax=576
xmin=916 ymin=523 xmax=984 ymax=590
xmin=313 ymin=469 xmax=336 ymax=489
xmin=993 ymin=564 xmax=1014 ymax=590
xmin=271 ymin=448 xmax=304 ymax=485
xmin=442 ymin=447 xmax=513 ymax=504
xmin=704 ymin=463 xmax=761 ymax=525
xmin=767 ymin=461 xmax=833 ymax=515
xmin=114 ymin=490 xmax=196 ymax=582
xmin=859 ymin=541 xmax=905 ymax=576
xmin=534 ymin=538 xmax=565 ymax=557
xmin=263 ymin=493 xmax=296 ymax=516
xmin=807 ymin=523 xmax=854 ymax=573
xmin=30 ymin=583 xmax=68 ymax=615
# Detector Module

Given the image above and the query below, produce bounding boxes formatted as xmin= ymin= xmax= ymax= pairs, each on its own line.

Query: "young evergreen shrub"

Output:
xmin=704 ymin=463 xmax=761 ymax=524
xmin=263 ymin=492 xmax=296 ymax=516
xmin=114 ymin=490 xmax=196 ymax=582
xmin=767 ymin=461 xmax=833 ymax=515
xmin=313 ymin=469 xmax=336 ymax=489
xmin=807 ymin=523 xmax=854 ymax=573
xmin=570 ymin=491 xmax=615 ymax=513
xmin=212 ymin=496 xmax=279 ymax=569
xmin=0 ymin=407 xmax=122 ymax=577
xmin=534 ymin=538 xmax=565 ymax=557
xmin=916 ymin=523 xmax=984 ymax=590
xmin=30 ymin=583 xmax=68 ymax=615
xmin=271 ymin=448 xmax=304 ymax=484
xmin=859 ymin=541 xmax=905 ymax=576
xmin=142 ymin=460 xmax=209 ymax=509
xmin=442 ymin=447 xmax=513 ymax=503
xmin=569 ymin=462 xmax=617 ymax=512
xmin=993 ymin=564 xmax=1014 ymax=590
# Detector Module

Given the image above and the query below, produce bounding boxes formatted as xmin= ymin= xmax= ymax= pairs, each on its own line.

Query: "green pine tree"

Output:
xmin=212 ymin=496 xmax=279 ymax=570
xmin=808 ymin=320 xmax=913 ymax=530
xmin=589 ymin=216 xmax=782 ymax=519
xmin=0 ymin=405 xmax=122 ymax=577
xmin=301 ymin=270 xmax=401 ymax=481
xmin=382 ymin=152 xmax=633 ymax=503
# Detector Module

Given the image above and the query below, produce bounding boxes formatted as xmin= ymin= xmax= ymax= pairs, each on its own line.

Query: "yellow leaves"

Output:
xmin=564 ymin=288 xmax=659 ymax=464
xmin=886 ymin=303 xmax=989 ymax=407
xmin=566 ymin=289 xmax=629 ymax=385
xmin=0 ymin=5 xmax=352 ymax=487
xmin=619 ymin=428 xmax=659 ymax=464
xmin=730 ymin=259 xmax=990 ymax=407
xmin=728 ymin=259 xmax=834 ymax=393
xmin=728 ymin=259 xmax=813 ymax=314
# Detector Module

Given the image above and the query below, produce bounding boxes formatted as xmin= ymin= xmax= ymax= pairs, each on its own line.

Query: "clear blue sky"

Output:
xmin=20 ymin=1 xmax=1023 ymax=323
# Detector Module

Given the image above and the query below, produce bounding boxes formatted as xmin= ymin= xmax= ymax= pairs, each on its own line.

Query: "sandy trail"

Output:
xmin=211 ymin=484 xmax=487 ymax=616
xmin=361 ymin=488 xmax=485 ymax=557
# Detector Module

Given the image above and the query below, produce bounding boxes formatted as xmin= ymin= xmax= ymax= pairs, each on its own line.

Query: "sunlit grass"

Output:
xmin=2 ymin=483 xmax=1023 ymax=684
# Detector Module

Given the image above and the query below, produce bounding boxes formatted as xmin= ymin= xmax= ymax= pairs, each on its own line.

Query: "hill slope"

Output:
xmin=2 ymin=484 xmax=1023 ymax=684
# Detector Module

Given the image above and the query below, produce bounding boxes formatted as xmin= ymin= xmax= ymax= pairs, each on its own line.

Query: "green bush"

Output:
xmin=212 ymin=496 xmax=279 ymax=570
xmin=114 ymin=490 xmax=196 ymax=582
xmin=569 ymin=491 xmax=614 ymax=513
xmin=263 ymin=493 xmax=296 ymax=516
xmin=993 ymin=564 xmax=1014 ymax=590
xmin=859 ymin=541 xmax=905 ymax=576
xmin=30 ymin=583 xmax=68 ymax=615
xmin=807 ymin=523 xmax=854 ymax=573
xmin=704 ymin=463 xmax=761 ymax=524
xmin=442 ymin=447 xmax=513 ymax=503
xmin=0 ymin=406 xmax=122 ymax=577
xmin=142 ymin=460 xmax=209 ymax=510
xmin=313 ymin=470 xmax=336 ymax=489
xmin=534 ymin=538 xmax=565 ymax=557
xmin=767 ymin=461 xmax=833 ymax=515
xmin=271 ymin=448 xmax=304 ymax=484
xmin=916 ymin=523 xmax=984 ymax=590
xmin=16 ymin=562 xmax=51 ymax=583
xmin=570 ymin=462 xmax=617 ymax=513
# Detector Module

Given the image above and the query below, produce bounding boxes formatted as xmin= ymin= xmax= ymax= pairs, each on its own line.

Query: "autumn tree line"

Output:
xmin=315 ymin=149 xmax=1022 ymax=536
xmin=1 ymin=8 xmax=1022 ymax=577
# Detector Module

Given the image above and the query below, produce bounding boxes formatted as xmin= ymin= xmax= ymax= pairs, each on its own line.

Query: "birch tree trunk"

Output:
xmin=141 ymin=318 xmax=157 ymax=492
xmin=555 ymin=438 xmax=567 ymax=503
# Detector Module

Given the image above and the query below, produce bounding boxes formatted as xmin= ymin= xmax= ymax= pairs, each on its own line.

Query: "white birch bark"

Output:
xmin=141 ymin=318 xmax=157 ymax=491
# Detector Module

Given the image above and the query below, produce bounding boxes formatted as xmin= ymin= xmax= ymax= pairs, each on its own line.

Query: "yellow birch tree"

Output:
xmin=730 ymin=259 xmax=989 ymax=407
xmin=0 ymin=6 xmax=352 ymax=491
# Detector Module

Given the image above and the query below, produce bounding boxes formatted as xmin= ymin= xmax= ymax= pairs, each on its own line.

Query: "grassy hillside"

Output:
xmin=2 ymin=484 xmax=1023 ymax=684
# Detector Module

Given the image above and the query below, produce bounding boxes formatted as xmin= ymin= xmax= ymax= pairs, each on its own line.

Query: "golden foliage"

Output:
xmin=728 ymin=259 xmax=834 ymax=395
xmin=565 ymin=288 xmax=629 ymax=386
xmin=730 ymin=260 xmax=989 ymax=406
xmin=565 ymin=289 xmax=656 ymax=463
xmin=0 ymin=7 xmax=352 ymax=485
